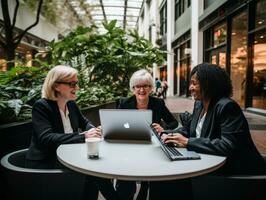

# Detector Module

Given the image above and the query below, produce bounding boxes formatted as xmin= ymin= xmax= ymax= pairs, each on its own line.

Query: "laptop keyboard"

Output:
xmin=164 ymin=145 xmax=182 ymax=156
xmin=150 ymin=125 xmax=183 ymax=159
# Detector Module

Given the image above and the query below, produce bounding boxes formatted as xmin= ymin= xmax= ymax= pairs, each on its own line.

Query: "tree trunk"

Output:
xmin=6 ymin=44 xmax=16 ymax=69
xmin=0 ymin=0 xmax=43 ymax=70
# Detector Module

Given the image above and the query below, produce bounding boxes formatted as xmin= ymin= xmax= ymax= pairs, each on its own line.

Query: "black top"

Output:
xmin=118 ymin=96 xmax=178 ymax=130
xmin=26 ymin=98 xmax=94 ymax=161
xmin=178 ymin=98 xmax=266 ymax=175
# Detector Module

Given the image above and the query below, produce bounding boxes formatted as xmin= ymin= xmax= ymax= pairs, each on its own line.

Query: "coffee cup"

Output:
xmin=85 ymin=137 xmax=102 ymax=159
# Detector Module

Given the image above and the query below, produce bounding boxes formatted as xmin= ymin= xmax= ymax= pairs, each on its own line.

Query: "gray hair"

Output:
xmin=129 ymin=69 xmax=154 ymax=91
xmin=42 ymin=65 xmax=78 ymax=100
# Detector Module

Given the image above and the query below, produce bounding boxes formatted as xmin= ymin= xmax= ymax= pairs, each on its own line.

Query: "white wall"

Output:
xmin=167 ymin=0 xmax=174 ymax=96
xmin=191 ymin=0 xmax=204 ymax=68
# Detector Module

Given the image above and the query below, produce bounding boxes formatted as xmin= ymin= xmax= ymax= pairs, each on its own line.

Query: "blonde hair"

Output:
xmin=129 ymin=69 xmax=154 ymax=92
xmin=42 ymin=65 xmax=78 ymax=100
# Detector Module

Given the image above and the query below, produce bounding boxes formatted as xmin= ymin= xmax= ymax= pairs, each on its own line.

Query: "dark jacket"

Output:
xmin=26 ymin=98 xmax=94 ymax=161
xmin=178 ymin=98 xmax=266 ymax=175
xmin=118 ymin=96 xmax=178 ymax=130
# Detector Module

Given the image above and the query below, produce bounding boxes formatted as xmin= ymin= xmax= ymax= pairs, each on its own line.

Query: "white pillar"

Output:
xmin=167 ymin=0 xmax=174 ymax=96
xmin=151 ymin=0 xmax=159 ymax=81
xmin=191 ymin=0 xmax=199 ymax=68
xmin=153 ymin=63 xmax=158 ymax=82
xmin=191 ymin=0 xmax=204 ymax=68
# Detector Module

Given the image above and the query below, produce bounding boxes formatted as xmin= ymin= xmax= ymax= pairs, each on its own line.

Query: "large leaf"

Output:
xmin=7 ymin=99 xmax=23 ymax=116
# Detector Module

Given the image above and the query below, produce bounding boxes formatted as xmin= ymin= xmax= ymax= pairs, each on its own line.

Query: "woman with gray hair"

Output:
xmin=26 ymin=65 xmax=119 ymax=200
xmin=116 ymin=69 xmax=178 ymax=200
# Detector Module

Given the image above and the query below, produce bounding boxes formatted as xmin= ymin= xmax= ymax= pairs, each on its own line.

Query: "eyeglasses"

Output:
xmin=133 ymin=85 xmax=151 ymax=90
xmin=56 ymin=81 xmax=79 ymax=88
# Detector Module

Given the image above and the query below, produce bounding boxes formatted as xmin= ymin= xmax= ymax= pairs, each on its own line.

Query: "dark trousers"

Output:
xmin=85 ymin=176 xmax=119 ymax=200
xmin=116 ymin=180 xmax=149 ymax=200
xmin=149 ymin=178 xmax=194 ymax=200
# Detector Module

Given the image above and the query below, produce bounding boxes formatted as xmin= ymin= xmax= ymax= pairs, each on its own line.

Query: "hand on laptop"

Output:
xmin=162 ymin=133 xmax=188 ymax=148
xmin=85 ymin=127 xmax=102 ymax=138
xmin=151 ymin=123 xmax=164 ymax=134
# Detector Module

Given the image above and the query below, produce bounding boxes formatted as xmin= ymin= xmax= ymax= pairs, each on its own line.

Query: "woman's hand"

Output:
xmin=162 ymin=133 xmax=188 ymax=148
xmin=151 ymin=123 xmax=164 ymax=134
xmin=84 ymin=126 xmax=102 ymax=138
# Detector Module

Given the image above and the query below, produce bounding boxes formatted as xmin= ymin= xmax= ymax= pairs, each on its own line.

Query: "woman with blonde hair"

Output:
xmin=26 ymin=65 xmax=119 ymax=200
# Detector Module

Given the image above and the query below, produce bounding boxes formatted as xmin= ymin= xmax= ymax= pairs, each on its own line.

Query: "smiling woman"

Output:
xmin=116 ymin=69 xmax=179 ymax=200
xmin=25 ymin=65 xmax=119 ymax=200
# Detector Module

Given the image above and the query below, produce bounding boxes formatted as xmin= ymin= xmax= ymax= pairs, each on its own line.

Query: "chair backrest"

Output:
xmin=192 ymin=174 xmax=266 ymax=200
xmin=192 ymin=155 xmax=266 ymax=200
xmin=1 ymin=149 xmax=85 ymax=200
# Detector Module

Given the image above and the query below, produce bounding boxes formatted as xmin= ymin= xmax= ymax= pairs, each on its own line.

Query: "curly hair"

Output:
xmin=190 ymin=63 xmax=233 ymax=100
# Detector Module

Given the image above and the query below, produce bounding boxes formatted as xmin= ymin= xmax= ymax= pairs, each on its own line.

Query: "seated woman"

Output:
xmin=26 ymin=65 xmax=118 ymax=200
xmin=150 ymin=63 xmax=266 ymax=200
xmin=116 ymin=69 xmax=178 ymax=200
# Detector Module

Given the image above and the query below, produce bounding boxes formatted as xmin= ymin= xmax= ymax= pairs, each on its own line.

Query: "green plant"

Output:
xmin=0 ymin=64 xmax=48 ymax=124
xmin=50 ymin=20 xmax=165 ymax=97
xmin=76 ymin=83 xmax=116 ymax=108
xmin=0 ymin=21 xmax=165 ymax=124
xmin=24 ymin=0 xmax=57 ymax=25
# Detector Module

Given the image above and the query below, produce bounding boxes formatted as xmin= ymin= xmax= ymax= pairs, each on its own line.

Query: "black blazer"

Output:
xmin=26 ymin=98 xmax=94 ymax=161
xmin=118 ymin=96 xmax=178 ymax=130
xmin=178 ymin=98 xmax=266 ymax=175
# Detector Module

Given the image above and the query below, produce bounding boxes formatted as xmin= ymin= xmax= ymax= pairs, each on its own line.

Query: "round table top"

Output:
xmin=57 ymin=136 xmax=226 ymax=181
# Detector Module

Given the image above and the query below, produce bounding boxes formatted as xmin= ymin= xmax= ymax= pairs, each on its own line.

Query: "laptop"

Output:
xmin=99 ymin=109 xmax=152 ymax=142
xmin=150 ymin=125 xmax=201 ymax=161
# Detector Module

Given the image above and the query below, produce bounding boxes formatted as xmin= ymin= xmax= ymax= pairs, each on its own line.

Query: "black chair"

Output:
xmin=192 ymin=154 xmax=266 ymax=200
xmin=1 ymin=149 xmax=86 ymax=200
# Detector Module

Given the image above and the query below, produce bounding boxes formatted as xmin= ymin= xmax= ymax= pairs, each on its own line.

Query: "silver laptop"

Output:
xmin=99 ymin=109 xmax=152 ymax=142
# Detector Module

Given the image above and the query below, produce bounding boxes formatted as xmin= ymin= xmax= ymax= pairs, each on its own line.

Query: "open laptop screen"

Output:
xmin=99 ymin=109 xmax=152 ymax=141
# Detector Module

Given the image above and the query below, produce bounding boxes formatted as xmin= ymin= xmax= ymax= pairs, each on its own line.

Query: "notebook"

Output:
xmin=99 ymin=109 xmax=152 ymax=142
xmin=151 ymin=125 xmax=201 ymax=161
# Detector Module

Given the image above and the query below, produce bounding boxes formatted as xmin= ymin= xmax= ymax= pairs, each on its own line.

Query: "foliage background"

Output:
xmin=0 ymin=20 xmax=164 ymax=124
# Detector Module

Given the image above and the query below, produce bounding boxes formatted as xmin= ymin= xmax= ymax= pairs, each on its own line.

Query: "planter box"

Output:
xmin=81 ymin=101 xmax=116 ymax=126
xmin=0 ymin=121 xmax=32 ymax=160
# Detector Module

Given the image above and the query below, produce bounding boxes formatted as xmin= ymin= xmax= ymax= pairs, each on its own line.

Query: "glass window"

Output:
xmin=230 ymin=11 xmax=248 ymax=108
xmin=208 ymin=49 xmax=226 ymax=69
xmin=204 ymin=0 xmax=216 ymax=9
xmin=160 ymin=2 xmax=167 ymax=35
xmin=252 ymin=30 xmax=266 ymax=109
xmin=211 ymin=54 xmax=216 ymax=65
xmin=255 ymin=0 xmax=266 ymax=29
xmin=213 ymin=23 xmax=227 ymax=47
xmin=204 ymin=23 xmax=226 ymax=68
xmin=175 ymin=0 xmax=186 ymax=20
xmin=219 ymin=52 xmax=226 ymax=68
xmin=175 ymin=0 xmax=180 ymax=20
xmin=179 ymin=42 xmax=190 ymax=96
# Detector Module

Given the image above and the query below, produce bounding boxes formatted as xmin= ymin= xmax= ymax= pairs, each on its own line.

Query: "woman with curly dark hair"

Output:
xmin=150 ymin=63 xmax=266 ymax=200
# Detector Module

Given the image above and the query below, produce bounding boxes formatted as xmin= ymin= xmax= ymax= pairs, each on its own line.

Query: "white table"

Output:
xmin=57 ymin=136 xmax=226 ymax=181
